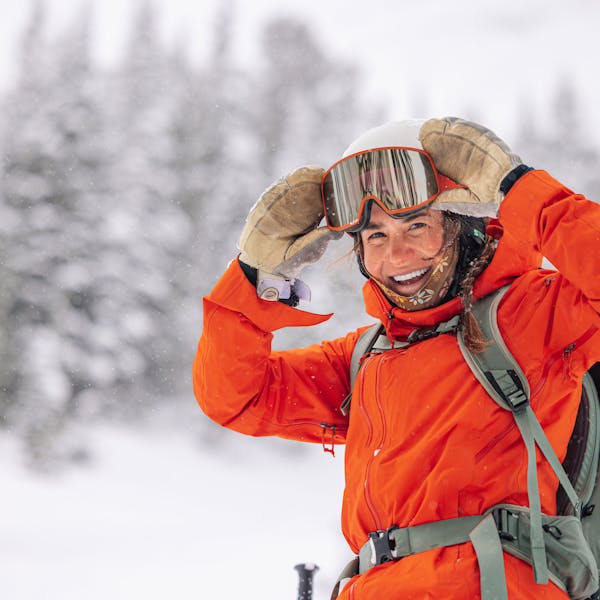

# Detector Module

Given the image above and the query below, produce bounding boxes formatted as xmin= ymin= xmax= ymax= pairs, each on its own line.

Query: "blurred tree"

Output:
xmin=0 ymin=2 xmax=110 ymax=463
xmin=516 ymin=78 xmax=600 ymax=198
xmin=103 ymin=0 xmax=194 ymax=405
xmin=169 ymin=0 xmax=255 ymax=286
xmin=255 ymin=17 xmax=373 ymax=181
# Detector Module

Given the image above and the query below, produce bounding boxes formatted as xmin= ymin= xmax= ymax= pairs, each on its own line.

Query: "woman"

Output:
xmin=193 ymin=118 xmax=600 ymax=599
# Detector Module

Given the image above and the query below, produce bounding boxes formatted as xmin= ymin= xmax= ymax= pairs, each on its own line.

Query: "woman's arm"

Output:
xmin=499 ymin=169 xmax=600 ymax=313
xmin=193 ymin=259 xmax=359 ymax=445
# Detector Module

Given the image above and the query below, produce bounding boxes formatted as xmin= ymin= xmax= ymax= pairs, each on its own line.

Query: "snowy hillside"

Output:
xmin=1 ymin=417 xmax=348 ymax=600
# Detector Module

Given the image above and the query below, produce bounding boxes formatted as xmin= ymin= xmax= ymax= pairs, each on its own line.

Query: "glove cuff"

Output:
xmin=237 ymin=257 xmax=310 ymax=306
xmin=256 ymin=278 xmax=311 ymax=305
xmin=499 ymin=164 xmax=534 ymax=195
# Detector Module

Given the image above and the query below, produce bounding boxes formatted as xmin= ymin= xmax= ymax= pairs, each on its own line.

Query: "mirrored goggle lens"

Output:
xmin=322 ymin=148 xmax=440 ymax=231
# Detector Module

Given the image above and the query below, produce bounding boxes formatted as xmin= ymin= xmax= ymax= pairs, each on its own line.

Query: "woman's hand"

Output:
xmin=420 ymin=117 xmax=528 ymax=215
xmin=238 ymin=166 xmax=341 ymax=301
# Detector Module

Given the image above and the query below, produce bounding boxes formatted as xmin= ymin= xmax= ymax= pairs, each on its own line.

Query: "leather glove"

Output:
xmin=419 ymin=117 xmax=530 ymax=216
xmin=238 ymin=165 xmax=342 ymax=302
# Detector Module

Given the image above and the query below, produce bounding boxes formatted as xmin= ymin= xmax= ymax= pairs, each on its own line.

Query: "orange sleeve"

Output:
xmin=193 ymin=259 xmax=360 ymax=445
xmin=499 ymin=169 xmax=600 ymax=313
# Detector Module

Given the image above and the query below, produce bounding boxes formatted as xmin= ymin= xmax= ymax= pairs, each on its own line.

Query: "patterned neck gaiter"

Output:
xmin=372 ymin=236 xmax=460 ymax=311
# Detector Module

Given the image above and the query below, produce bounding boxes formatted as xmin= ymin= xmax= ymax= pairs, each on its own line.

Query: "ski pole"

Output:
xmin=294 ymin=563 xmax=319 ymax=600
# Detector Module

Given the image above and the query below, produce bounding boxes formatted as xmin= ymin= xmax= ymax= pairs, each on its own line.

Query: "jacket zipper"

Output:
xmin=530 ymin=325 xmax=598 ymax=399
xmin=474 ymin=421 xmax=515 ymax=463
xmin=321 ymin=423 xmax=337 ymax=456
xmin=363 ymin=449 xmax=384 ymax=530
xmin=362 ymin=355 xmax=388 ymax=531
xmin=374 ymin=355 xmax=388 ymax=445
xmin=357 ymin=364 xmax=374 ymax=447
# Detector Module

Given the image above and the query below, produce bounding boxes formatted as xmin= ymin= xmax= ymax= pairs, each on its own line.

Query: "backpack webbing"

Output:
xmin=458 ymin=285 xmax=580 ymax=585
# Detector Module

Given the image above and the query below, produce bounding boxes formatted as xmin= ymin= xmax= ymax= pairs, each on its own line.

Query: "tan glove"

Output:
xmin=238 ymin=166 xmax=341 ymax=301
xmin=419 ymin=117 xmax=524 ymax=216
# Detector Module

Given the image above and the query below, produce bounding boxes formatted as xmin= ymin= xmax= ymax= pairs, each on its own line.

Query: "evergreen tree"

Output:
xmin=104 ymin=0 xmax=193 ymax=402
xmin=0 ymin=3 xmax=111 ymax=462
xmin=516 ymin=78 xmax=600 ymax=199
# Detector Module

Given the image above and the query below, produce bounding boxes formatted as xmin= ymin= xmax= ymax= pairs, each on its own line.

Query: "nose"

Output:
xmin=386 ymin=232 xmax=415 ymax=264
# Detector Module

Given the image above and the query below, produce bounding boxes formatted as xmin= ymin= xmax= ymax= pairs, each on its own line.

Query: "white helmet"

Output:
xmin=336 ymin=120 xmax=498 ymax=219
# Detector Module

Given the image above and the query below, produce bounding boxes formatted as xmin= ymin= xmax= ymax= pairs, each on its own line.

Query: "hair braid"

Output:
xmin=458 ymin=236 xmax=498 ymax=353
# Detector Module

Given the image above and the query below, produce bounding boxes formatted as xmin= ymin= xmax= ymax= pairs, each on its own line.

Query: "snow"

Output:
xmin=0 ymin=418 xmax=348 ymax=600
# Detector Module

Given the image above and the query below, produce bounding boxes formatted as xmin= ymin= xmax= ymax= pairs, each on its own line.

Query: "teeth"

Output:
xmin=393 ymin=267 xmax=429 ymax=282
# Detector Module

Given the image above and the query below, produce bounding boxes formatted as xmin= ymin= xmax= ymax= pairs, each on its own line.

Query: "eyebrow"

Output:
xmin=363 ymin=211 xmax=431 ymax=230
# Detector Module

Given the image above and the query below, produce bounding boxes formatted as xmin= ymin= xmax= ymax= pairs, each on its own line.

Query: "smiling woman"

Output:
xmin=194 ymin=115 xmax=600 ymax=600
xmin=359 ymin=206 xmax=450 ymax=299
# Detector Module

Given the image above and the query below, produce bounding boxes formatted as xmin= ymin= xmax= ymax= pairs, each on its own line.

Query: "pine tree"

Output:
xmin=103 ymin=0 xmax=194 ymax=403
xmin=254 ymin=17 xmax=374 ymax=180
xmin=0 ymin=2 xmax=112 ymax=462
xmin=516 ymin=78 xmax=600 ymax=198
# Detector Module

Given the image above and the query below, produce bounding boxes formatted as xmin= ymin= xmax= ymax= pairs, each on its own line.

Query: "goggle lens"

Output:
xmin=322 ymin=147 xmax=448 ymax=232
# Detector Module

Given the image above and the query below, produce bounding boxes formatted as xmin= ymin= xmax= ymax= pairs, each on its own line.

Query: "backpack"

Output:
xmin=343 ymin=285 xmax=600 ymax=600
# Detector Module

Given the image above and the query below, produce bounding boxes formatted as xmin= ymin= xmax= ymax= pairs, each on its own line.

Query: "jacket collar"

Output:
xmin=362 ymin=220 xmax=542 ymax=341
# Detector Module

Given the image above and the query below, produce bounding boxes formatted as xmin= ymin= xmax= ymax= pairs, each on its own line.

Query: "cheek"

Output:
xmin=361 ymin=246 xmax=382 ymax=276
xmin=423 ymin=230 xmax=446 ymax=255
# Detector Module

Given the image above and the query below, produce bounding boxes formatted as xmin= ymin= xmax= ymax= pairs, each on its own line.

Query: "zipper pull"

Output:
xmin=563 ymin=342 xmax=575 ymax=378
xmin=386 ymin=312 xmax=395 ymax=345
xmin=320 ymin=423 xmax=337 ymax=457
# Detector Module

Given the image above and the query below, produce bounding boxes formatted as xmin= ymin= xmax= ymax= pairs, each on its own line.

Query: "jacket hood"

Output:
xmin=362 ymin=219 xmax=543 ymax=340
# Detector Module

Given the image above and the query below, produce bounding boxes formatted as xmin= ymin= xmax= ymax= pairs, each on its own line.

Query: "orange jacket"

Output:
xmin=194 ymin=171 xmax=600 ymax=599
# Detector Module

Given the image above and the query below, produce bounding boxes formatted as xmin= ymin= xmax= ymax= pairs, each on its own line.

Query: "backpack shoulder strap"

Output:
xmin=350 ymin=324 xmax=384 ymax=390
xmin=457 ymin=285 xmax=530 ymax=411
xmin=458 ymin=285 xmax=583 ymax=584
xmin=341 ymin=324 xmax=384 ymax=416
xmin=577 ymin=364 xmax=600 ymax=569
xmin=457 ymin=285 xmax=579 ymax=509
xmin=561 ymin=364 xmax=600 ymax=511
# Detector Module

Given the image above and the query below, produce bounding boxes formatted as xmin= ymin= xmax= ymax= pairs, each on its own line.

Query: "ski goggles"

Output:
xmin=321 ymin=147 xmax=463 ymax=232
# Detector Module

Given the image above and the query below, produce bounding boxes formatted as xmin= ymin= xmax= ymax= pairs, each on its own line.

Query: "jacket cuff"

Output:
xmin=205 ymin=258 xmax=333 ymax=332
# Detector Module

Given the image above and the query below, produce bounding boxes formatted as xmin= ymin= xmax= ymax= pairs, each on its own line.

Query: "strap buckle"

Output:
xmin=485 ymin=369 xmax=529 ymax=411
xmin=491 ymin=508 xmax=518 ymax=542
xmin=368 ymin=526 xmax=399 ymax=565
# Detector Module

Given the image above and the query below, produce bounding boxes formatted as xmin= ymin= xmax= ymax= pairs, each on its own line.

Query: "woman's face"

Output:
xmin=360 ymin=204 xmax=450 ymax=297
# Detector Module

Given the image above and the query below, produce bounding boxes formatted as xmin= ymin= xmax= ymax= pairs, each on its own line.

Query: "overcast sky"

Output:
xmin=1 ymin=0 xmax=600 ymax=142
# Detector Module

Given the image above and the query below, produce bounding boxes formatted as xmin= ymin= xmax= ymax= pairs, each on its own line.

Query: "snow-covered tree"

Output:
xmin=0 ymin=3 xmax=112 ymax=462
xmin=516 ymin=79 xmax=600 ymax=198
xmin=254 ymin=17 xmax=376 ymax=181
xmin=248 ymin=17 xmax=383 ymax=348
xmin=102 ymin=0 xmax=194 ymax=402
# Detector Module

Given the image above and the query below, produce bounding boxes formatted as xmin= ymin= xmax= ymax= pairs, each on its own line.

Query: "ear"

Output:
xmin=353 ymin=234 xmax=371 ymax=279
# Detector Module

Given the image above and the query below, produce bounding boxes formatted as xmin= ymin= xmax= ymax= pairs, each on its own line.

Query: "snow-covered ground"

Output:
xmin=1 ymin=415 xmax=348 ymax=600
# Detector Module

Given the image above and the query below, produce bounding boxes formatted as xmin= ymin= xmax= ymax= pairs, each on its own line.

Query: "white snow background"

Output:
xmin=1 ymin=1 xmax=600 ymax=599
xmin=1 ymin=410 xmax=348 ymax=600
